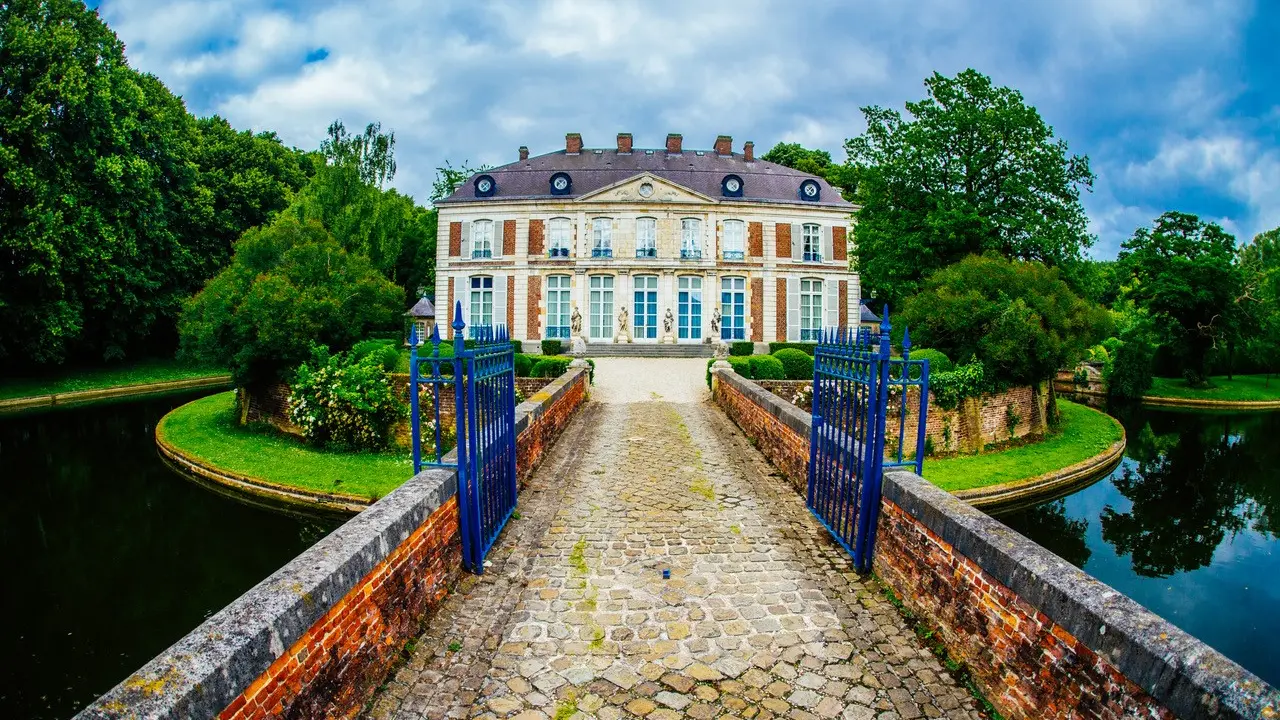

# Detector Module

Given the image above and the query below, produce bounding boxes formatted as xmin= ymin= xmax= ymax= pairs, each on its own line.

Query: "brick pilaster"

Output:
xmin=748 ymin=221 xmax=763 ymax=258
xmin=775 ymin=223 xmax=791 ymax=258
xmin=751 ymin=278 xmax=764 ymax=342
xmin=528 ymin=219 xmax=545 ymax=256
xmin=776 ymin=278 xmax=787 ymax=341
xmin=448 ymin=222 xmax=461 ymax=257
xmin=527 ymin=275 xmax=542 ymax=340
xmin=833 ymin=226 xmax=847 ymax=262
xmin=503 ymin=220 xmax=516 ymax=256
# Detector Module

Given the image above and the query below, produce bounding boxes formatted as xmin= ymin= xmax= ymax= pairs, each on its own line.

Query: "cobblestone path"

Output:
xmin=365 ymin=359 xmax=982 ymax=720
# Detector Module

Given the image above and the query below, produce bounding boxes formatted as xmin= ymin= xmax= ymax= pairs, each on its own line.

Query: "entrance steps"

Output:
xmin=581 ymin=343 xmax=715 ymax=358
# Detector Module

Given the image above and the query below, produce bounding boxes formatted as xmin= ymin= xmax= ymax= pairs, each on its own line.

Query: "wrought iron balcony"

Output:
xmin=680 ymin=248 xmax=702 ymax=260
xmin=722 ymin=250 xmax=745 ymax=261
xmin=803 ymin=251 xmax=824 ymax=262
xmin=591 ymin=247 xmax=613 ymax=258
xmin=548 ymin=247 xmax=569 ymax=258
xmin=635 ymin=247 xmax=657 ymax=258
xmin=471 ymin=249 xmax=492 ymax=259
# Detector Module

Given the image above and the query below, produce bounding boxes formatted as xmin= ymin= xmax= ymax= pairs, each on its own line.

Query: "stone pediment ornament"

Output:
xmin=575 ymin=173 xmax=717 ymax=204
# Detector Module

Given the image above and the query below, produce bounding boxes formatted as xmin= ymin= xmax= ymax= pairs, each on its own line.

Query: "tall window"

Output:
xmin=800 ymin=278 xmax=823 ymax=341
xmin=548 ymin=217 xmax=571 ymax=258
xmin=592 ymin=218 xmax=612 ymax=258
xmin=678 ymin=276 xmax=702 ymax=340
xmin=721 ymin=277 xmax=745 ymax=340
xmin=470 ymin=276 xmax=494 ymax=327
xmin=633 ymin=275 xmax=658 ymax=340
xmin=681 ymin=218 xmax=702 ymax=259
xmin=472 ymin=220 xmax=494 ymax=258
xmin=636 ymin=217 xmax=657 ymax=258
xmin=589 ymin=275 xmax=614 ymax=340
xmin=546 ymin=275 xmax=571 ymax=338
xmin=722 ymin=220 xmax=745 ymax=260
xmin=802 ymin=223 xmax=822 ymax=262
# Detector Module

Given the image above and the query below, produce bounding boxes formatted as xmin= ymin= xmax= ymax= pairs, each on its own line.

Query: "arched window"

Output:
xmin=548 ymin=217 xmax=571 ymax=258
xmin=635 ymin=217 xmax=657 ymax=258
xmin=591 ymin=218 xmax=612 ymax=258
xmin=546 ymin=275 xmax=571 ymax=338
xmin=471 ymin=220 xmax=494 ymax=258
xmin=800 ymin=278 xmax=823 ymax=341
xmin=720 ymin=276 xmax=746 ymax=340
xmin=681 ymin=218 xmax=702 ymax=259
xmin=722 ymin=220 xmax=745 ymax=260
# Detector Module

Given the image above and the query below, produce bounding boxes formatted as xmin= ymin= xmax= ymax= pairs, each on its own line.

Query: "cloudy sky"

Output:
xmin=93 ymin=0 xmax=1279 ymax=258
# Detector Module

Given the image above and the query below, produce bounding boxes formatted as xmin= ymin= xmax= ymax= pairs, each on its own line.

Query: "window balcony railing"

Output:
xmin=800 ymin=328 xmax=821 ymax=341
xmin=636 ymin=247 xmax=657 ymax=258
xmin=681 ymin=248 xmax=702 ymax=260
xmin=592 ymin=247 xmax=613 ymax=258
xmin=548 ymin=247 xmax=569 ymax=258
xmin=546 ymin=326 xmax=571 ymax=338
xmin=472 ymin=249 xmax=492 ymax=259
xmin=722 ymin=250 xmax=745 ymax=261
xmin=803 ymin=251 xmax=824 ymax=262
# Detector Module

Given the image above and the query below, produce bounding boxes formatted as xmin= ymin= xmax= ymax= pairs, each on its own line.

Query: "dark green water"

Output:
xmin=0 ymin=393 xmax=339 ymax=719
xmin=998 ymin=402 xmax=1280 ymax=688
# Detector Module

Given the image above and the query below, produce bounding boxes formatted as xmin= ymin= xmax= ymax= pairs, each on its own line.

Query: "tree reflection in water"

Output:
xmin=994 ymin=500 xmax=1091 ymax=568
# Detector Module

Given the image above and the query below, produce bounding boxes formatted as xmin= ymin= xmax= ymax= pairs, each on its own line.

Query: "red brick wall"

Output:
xmin=885 ymin=385 xmax=1047 ymax=456
xmin=775 ymin=278 xmax=787 ymax=342
xmin=832 ymin=226 xmax=847 ymax=262
xmin=528 ymin=219 xmax=545 ymax=256
xmin=527 ymin=275 xmax=542 ymax=339
xmin=750 ymin=278 xmax=764 ymax=342
xmin=747 ymin=221 xmax=763 ymax=257
xmin=838 ymin=281 xmax=848 ymax=328
xmin=775 ymin=222 xmax=791 ymax=258
xmin=874 ymin=501 xmax=1173 ymax=720
xmin=502 ymin=220 xmax=516 ymax=256
xmin=220 ymin=498 xmax=461 ymax=720
xmin=507 ymin=275 xmax=515 ymax=331
xmin=448 ymin=222 xmax=461 ymax=257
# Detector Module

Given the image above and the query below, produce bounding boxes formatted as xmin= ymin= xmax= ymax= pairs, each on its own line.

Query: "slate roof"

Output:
xmin=859 ymin=303 xmax=882 ymax=324
xmin=405 ymin=297 xmax=436 ymax=318
xmin=438 ymin=148 xmax=853 ymax=208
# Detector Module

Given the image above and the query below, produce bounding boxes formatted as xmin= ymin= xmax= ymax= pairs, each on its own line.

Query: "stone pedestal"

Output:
xmin=661 ymin=334 xmax=676 ymax=345
xmin=714 ymin=341 xmax=730 ymax=358
xmin=614 ymin=331 xmax=631 ymax=344
xmin=570 ymin=336 xmax=588 ymax=356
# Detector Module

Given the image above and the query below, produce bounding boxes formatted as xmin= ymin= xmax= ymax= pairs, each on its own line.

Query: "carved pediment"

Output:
xmin=576 ymin=174 xmax=716 ymax=204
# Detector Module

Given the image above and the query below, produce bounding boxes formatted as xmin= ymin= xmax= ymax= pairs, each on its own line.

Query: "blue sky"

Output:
xmin=93 ymin=0 xmax=1279 ymax=258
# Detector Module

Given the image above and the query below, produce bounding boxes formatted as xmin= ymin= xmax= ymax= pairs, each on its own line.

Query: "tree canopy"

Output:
xmin=846 ymin=69 xmax=1095 ymax=307
xmin=178 ymin=218 xmax=401 ymax=387
xmin=900 ymin=254 xmax=1110 ymax=388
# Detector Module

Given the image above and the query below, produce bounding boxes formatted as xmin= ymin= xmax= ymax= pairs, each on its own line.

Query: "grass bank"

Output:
xmin=925 ymin=400 xmax=1123 ymax=492
xmin=158 ymin=391 xmax=411 ymax=501
xmin=0 ymin=358 xmax=227 ymax=401
xmin=1147 ymin=375 xmax=1280 ymax=403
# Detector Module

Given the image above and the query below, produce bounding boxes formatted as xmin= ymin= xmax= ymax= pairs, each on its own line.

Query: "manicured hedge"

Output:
xmin=773 ymin=348 xmax=814 ymax=380
xmin=510 ymin=340 xmax=524 ymax=354
xmin=907 ymin=348 xmax=953 ymax=373
xmin=514 ymin=354 xmax=534 ymax=377
xmin=768 ymin=342 xmax=817 ymax=356
xmin=541 ymin=339 xmax=563 ymax=355
xmin=530 ymin=357 xmax=570 ymax=378
xmin=748 ymin=355 xmax=785 ymax=380
xmin=729 ymin=341 xmax=755 ymax=356
xmin=351 ymin=339 xmax=400 ymax=372
xmin=727 ymin=356 xmax=752 ymax=377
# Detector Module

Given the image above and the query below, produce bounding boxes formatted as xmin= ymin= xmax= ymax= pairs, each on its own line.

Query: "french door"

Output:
xmin=633 ymin=275 xmax=658 ymax=341
xmin=589 ymin=275 xmax=614 ymax=341
xmin=721 ymin=277 xmax=745 ymax=340
xmin=678 ymin=276 xmax=702 ymax=341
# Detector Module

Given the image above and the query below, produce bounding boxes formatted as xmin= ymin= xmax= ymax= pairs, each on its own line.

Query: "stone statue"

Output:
xmin=663 ymin=308 xmax=674 ymax=334
xmin=710 ymin=307 xmax=721 ymax=335
xmin=570 ymin=306 xmax=583 ymax=336
xmin=617 ymin=306 xmax=629 ymax=333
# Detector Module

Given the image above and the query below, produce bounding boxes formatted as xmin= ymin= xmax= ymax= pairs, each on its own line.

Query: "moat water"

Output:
xmin=998 ymin=401 xmax=1280 ymax=688
xmin=0 ymin=393 xmax=339 ymax=720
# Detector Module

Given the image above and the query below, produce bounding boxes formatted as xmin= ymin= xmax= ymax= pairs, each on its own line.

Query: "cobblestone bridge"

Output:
xmin=365 ymin=358 xmax=982 ymax=720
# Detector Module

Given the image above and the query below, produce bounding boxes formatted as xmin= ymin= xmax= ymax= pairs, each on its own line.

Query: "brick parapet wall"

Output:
xmin=710 ymin=369 xmax=1279 ymax=720
xmin=80 ymin=368 xmax=593 ymax=720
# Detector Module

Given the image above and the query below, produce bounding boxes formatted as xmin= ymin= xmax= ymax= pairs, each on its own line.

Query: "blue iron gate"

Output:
xmin=807 ymin=312 xmax=930 ymax=573
xmin=408 ymin=301 xmax=517 ymax=573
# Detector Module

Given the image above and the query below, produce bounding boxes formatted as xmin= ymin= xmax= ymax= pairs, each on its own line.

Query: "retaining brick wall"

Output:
xmin=710 ymin=368 xmax=1279 ymax=720
xmin=79 ymin=368 xmax=591 ymax=720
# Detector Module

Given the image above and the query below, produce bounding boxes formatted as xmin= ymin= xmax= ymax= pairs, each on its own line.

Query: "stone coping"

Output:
xmin=715 ymin=368 xmax=1280 ymax=719
xmin=951 ymin=429 xmax=1127 ymax=510
xmin=0 ymin=374 xmax=232 ymax=414
xmin=74 ymin=466 xmax=459 ymax=720
xmin=156 ymin=367 xmax=589 ymax=514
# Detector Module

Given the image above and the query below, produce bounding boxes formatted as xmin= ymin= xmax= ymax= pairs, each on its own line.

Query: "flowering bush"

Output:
xmin=791 ymin=384 xmax=813 ymax=411
xmin=289 ymin=346 xmax=406 ymax=450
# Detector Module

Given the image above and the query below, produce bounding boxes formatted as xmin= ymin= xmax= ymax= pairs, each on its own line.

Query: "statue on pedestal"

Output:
xmin=661 ymin=308 xmax=676 ymax=344
xmin=710 ymin=307 xmax=722 ymax=336
xmin=570 ymin=306 xmax=582 ymax=337
xmin=614 ymin=306 xmax=631 ymax=343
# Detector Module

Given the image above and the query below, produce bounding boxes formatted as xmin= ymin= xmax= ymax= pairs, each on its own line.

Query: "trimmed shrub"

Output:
xmin=907 ymin=348 xmax=953 ymax=373
xmin=706 ymin=358 xmax=715 ymax=389
xmin=748 ymin=355 xmax=785 ymax=380
xmin=729 ymin=341 xmax=755 ymax=356
xmin=351 ymin=339 xmax=401 ymax=372
xmin=772 ymin=348 xmax=814 ymax=380
xmin=768 ymin=342 xmax=817 ymax=355
xmin=727 ymin=356 xmax=752 ymax=378
xmin=514 ymin=353 xmax=534 ymax=377
xmin=510 ymin=340 xmax=524 ymax=354
xmin=541 ymin=339 xmax=563 ymax=355
xmin=584 ymin=358 xmax=596 ymax=384
xmin=531 ymin=357 xmax=570 ymax=378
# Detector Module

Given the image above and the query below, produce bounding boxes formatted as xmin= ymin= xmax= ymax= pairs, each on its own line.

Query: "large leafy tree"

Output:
xmin=846 ymin=69 xmax=1095 ymax=307
xmin=901 ymin=255 xmax=1110 ymax=394
xmin=1119 ymin=212 xmax=1241 ymax=384
xmin=178 ymin=218 xmax=401 ymax=387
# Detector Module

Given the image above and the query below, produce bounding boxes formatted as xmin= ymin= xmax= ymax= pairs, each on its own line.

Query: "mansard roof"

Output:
xmin=437 ymin=148 xmax=853 ymax=208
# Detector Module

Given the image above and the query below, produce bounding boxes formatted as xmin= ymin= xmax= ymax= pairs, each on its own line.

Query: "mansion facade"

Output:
xmin=435 ymin=133 xmax=859 ymax=346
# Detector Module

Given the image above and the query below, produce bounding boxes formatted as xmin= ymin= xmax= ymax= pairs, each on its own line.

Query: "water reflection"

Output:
xmin=0 ymin=394 xmax=339 ymax=719
xmin=997 ymin=402 xmax=1280 ymax=687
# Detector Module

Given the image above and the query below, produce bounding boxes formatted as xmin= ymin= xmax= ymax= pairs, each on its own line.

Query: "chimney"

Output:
xmin=519 ymin=146 xmax=529 ymax=161
xmin=666 ymin=133 xmax=683 ymax=155
xmin=566 ymin=133 xmax=582 ymax=154
xmin=617 ymin=133 xmax=633 ymax=154
xmin=714 ymin=135 xmax=732 ymax=156
xmin=743 ymin=141 xmax=754 ymax=162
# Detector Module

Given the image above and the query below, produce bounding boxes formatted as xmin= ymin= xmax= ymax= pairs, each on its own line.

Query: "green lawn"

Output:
xmin=924 ymin=400 xmax=1123 ymax=492
xmin=1148 ymin=374 xmax=1280 ymax=402
xmin=0 ymin=358 xmax=227 ymax=401
xmin=158 ymin=391 xmax=412 ymax=500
